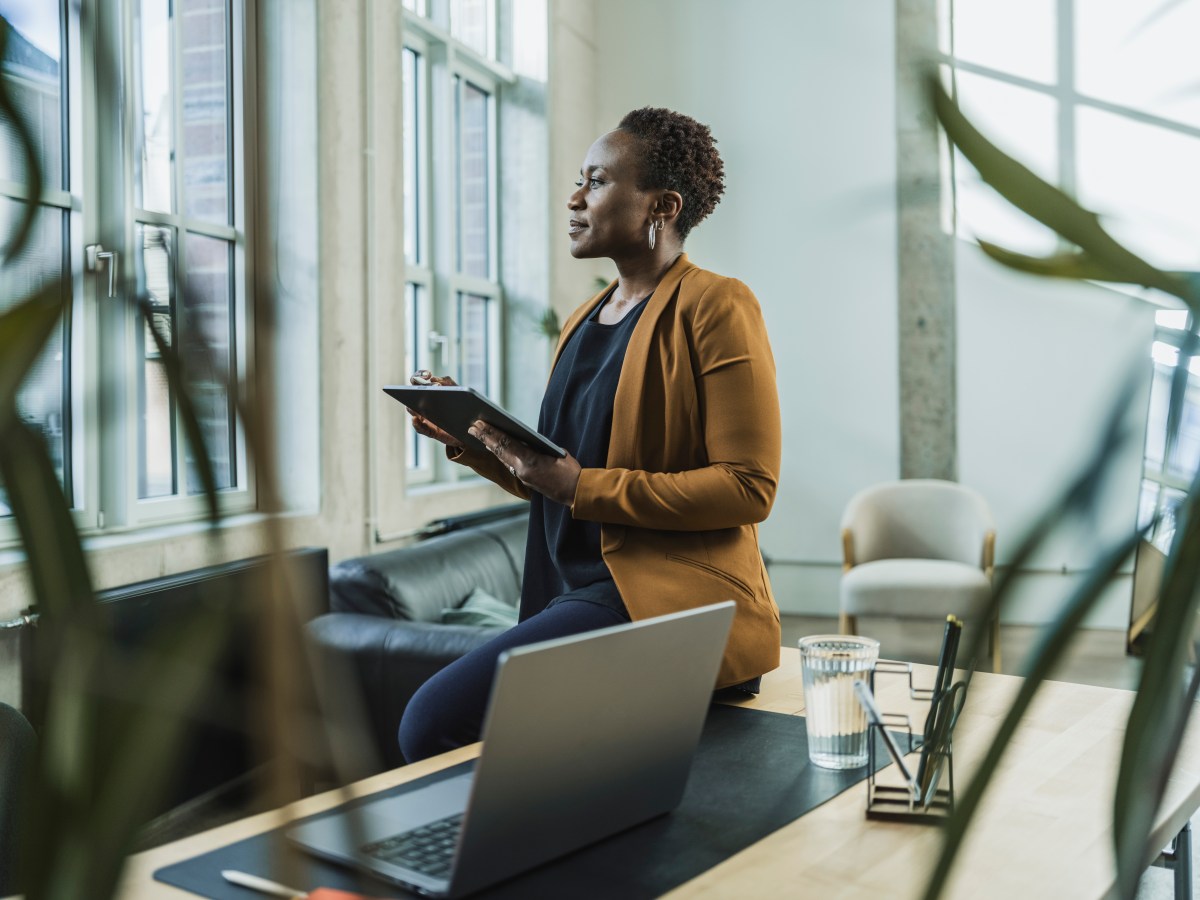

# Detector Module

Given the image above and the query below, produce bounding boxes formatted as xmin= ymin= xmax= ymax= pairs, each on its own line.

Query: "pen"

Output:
xmin=853 ymin=679 xmax=918 ymax=798
xmin=920 ymin=680 xmax=966 ymax=809
xmin=942 ymin=616 xmax=962 ymax=696
xmin=916 ymin=616 xmax=958 ymax=791
xmin=221 ymin=870 xmax=308 ymax=898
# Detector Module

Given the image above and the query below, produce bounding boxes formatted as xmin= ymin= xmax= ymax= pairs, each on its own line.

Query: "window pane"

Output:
xmin=456 ymin=78 xmax=489 ymax=278
xmin=952 ymin=0 xmax=1055 ymax=84
xmin=1167 ymin=379 xmax=1200 ymax=481
xmin=458 ymin=292 xmax=491 ymax=393
xmin=180 ymin=0 xmax=231 ymax=223
xmin=1076 ymin=107 xmax=1200 ymax=271
xmin=403 ymin=47 xmax=420 ymax=265
xmin=1077 ymin=0 xmax=1200 ymax=130
xmin=136 ymin=223 xmax=178 ymax=499
xmin=135 ymin=0 xmax=174 ymax=213
xmin=953 ymin=73 xmax=1059 ymax=254
xmin=183 ymin=231 xmax=234 ymax=493
xmin=0 ymin=199 xmax=69 ymax=517
xmin=1136 ymin=478 xmax=1160 ymax=533
xmin=1155 ymin=487 xmax=1188 ymax=552
xmin=1157 ymin=310 xmax=1191 ymax=331
xmin=0 ymin=1 xmax=64 ymax=189
xmin=1143 ymin=357 xmax=1172 ymax=473
xmin=450 ymin=0 xmax=490 ymax=57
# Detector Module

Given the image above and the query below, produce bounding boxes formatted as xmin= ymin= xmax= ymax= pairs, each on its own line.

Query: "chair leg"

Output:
xmin=990 ymin=616 xmax=1002 ymax=674
xmin=839 ymin=612 xmax=857 ymax=635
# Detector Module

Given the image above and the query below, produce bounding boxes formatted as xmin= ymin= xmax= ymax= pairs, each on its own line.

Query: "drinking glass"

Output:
xmin=798 ymin=634 xmax=880 ymax=769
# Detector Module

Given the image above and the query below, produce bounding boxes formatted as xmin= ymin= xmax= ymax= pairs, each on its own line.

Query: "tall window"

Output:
xmin=943 ymin=0 xmax=1200 ymax=544
xmin=0 ymin=4 xmax=71 ymax=517
xmin=944 ymin=0 xmax=1200 ymax=262
xmin=1139 ymin=310 xmax=1200 ymax=549
xmin=0 ymin=0 xmax=252 ymax=535
xmin=403 ymin=1 xmax=501 ymax=485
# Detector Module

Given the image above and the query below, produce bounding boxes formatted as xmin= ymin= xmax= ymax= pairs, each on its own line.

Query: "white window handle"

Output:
xmin=85 ymin=243 xmax=119 ymax=298
xmin=428 ymin=330 xmax=450 ymax=363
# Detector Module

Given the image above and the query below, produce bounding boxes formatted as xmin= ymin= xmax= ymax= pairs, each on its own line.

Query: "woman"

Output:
xmin=399 ymin=107 xmax=781 ymax=763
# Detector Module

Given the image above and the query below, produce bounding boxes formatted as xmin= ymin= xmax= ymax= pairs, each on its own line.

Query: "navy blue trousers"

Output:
xmin=398 ymin=598 xmax=629 ymax=763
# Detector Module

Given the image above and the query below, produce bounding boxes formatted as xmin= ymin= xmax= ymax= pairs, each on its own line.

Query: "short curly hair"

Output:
xmin=617 ymin=107 xmax=725 ymax=241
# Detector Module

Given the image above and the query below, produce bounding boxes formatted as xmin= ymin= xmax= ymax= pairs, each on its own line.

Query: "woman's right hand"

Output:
xmin=407 ymin=370 xmax=463 ymax=448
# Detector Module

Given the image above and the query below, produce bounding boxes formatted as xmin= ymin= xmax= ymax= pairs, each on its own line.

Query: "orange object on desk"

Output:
xmin=309 ymin=890 xmax=395 ymax=900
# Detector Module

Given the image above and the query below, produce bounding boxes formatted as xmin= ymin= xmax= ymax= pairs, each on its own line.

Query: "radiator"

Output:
xmin=15 ymin=547 xmax=329 ymax=817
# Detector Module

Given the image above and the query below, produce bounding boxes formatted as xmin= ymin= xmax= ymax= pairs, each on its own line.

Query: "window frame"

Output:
xmin=0 ymin=0 xmax=257 ymax=544
xmin=942 ymin=0 xmax=1200 ymax=267
xmin=115 ymin=0 xmax=256 ymax=528
xmin=401 ymin=6 xmax=506 ymax=488
xmin=0 ymin=0 xmax=92 ymax=542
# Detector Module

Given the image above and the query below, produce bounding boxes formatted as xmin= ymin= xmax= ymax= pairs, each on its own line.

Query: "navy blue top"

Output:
xmin=518 ymin=293 xmax=649 ymax=619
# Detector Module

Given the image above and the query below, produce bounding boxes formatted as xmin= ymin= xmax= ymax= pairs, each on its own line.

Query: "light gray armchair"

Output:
xmin=839 ymin=479 xmax=999 ymax=672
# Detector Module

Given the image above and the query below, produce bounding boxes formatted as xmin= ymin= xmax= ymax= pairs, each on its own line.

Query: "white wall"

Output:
xmin=589 ymin=0 xmax=901 ymax=614
xmin=957 ymin=243 xmax=1155 ymax=626
xmin=548 ymin=0 xmax=611 ymax=324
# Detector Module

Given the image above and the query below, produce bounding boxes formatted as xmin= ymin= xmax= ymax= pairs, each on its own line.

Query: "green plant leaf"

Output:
xmin=86 ymin=612 xmax=228 ymax=897
xmin=950 ymin=376 xmax=1137 ymax=677
xmin=0 ymin=419 xmax=99 ymax=899
xmin=0 ymin=281 xmax=68 ymax=428
xmin=1112 ymin=464 xmax=1200 ymax=897
xmin=137 ymin=298 xmax=220 ymax=525
xmin=536 ymin=307 xmax=561 ymax=340
xmin=1133 ymin=0 xmax=1190 ymax=36
xmin=0 ymin=418 xmax=93 ymax=619
xmin=976 ymin=242 xmax=1200 ymax=301
xmin=976 ymin=242 xmax=1127 ymax=282
xmin=921 ymin=528 xmax=1143 ymax=900
xmin=0 ymin=18 xmax=45 ymax=264
xmin=932 ymin=76 xmax=1200 ymax=308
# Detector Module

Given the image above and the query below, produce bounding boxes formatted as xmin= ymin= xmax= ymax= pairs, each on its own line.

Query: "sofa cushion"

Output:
xmin=329 ymin=513 xmax=526 ymax=622
xmin=441 ymin=587 xmax=520 ymax=628
xmin=475 ymin=515 xmax=528 ymax=577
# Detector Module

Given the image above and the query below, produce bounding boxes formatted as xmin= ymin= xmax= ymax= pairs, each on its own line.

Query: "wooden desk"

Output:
xmin=118 ymin=649 xmax=1200 ymax=899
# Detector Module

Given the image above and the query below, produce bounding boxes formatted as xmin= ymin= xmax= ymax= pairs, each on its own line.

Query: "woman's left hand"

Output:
xmin=469 ymin=420 xmax=581 ymax=506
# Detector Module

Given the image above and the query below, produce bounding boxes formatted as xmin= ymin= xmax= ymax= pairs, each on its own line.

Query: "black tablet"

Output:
xmin=384 ymin=385 xmax=567 ymax=459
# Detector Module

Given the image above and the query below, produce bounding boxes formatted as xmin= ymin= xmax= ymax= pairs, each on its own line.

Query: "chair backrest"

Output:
xmin=841 ymin=479 xmax=993 ymax=568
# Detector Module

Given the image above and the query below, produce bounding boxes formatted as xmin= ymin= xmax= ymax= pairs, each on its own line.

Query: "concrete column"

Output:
xmin=896 ymin=0 xmax=957 ymax=480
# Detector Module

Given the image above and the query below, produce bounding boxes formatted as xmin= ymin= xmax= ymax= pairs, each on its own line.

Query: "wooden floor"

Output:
xmin=780 ymin=615 xmax=1196 ymax=899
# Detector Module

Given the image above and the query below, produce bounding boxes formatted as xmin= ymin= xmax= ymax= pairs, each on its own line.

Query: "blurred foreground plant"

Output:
xmin=0 ymin=12 xmax=331 ymax=897
xmin=922 ymin=74 xmax=1200 ymax=900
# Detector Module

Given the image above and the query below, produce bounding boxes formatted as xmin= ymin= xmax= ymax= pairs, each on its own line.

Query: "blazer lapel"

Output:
xmin=607 ymin=253 xmax=696 ymax=467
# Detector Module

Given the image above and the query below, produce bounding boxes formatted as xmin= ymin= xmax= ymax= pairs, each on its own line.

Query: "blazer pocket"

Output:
xmin=666 ymin=553 xmax=754 ymax=600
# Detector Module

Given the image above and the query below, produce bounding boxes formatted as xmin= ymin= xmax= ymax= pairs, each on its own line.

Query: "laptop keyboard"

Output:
xmin=361 ymin=812 xmax=464 ymax=879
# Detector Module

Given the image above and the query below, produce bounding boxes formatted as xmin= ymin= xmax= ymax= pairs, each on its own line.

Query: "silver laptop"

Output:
xmin=288 ymin=600 xmax=736 ymax=898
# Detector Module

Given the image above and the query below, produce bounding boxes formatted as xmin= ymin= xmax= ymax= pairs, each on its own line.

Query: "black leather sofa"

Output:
xmin=307 ymin=510 xmax=527 ymax=772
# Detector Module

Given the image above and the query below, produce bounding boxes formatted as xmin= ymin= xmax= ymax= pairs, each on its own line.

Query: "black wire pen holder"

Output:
xmin=864 ymin=659 xmax=956 ymax=824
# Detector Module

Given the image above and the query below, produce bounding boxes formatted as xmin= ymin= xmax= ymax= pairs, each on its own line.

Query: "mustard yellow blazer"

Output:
xmin=450 ymin=253 xmax=782 ymax=687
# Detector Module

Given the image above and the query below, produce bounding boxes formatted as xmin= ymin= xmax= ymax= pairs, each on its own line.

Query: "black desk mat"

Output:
xmin=155 ymin=705 xmax=895 ymax=899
